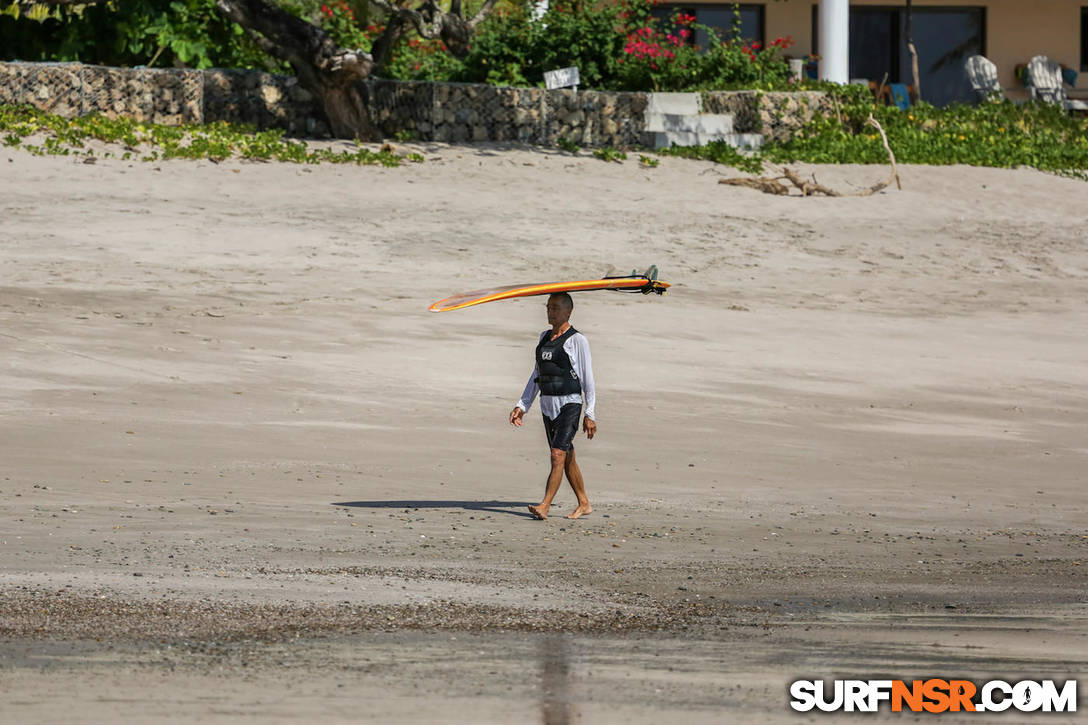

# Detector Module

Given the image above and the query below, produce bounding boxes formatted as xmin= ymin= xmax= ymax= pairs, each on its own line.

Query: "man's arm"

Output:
xmin=568 ymin=334 xmax=597 ymax=439
xmin=510 ymin=364 xmax=539 ymax=427
xmin=511 ymin=331 xmax=547 ymax=425
xmin=515 ymin=365 xmax=540 ymax=414
xmin=568 ymin=334 xmax=595 ymax=420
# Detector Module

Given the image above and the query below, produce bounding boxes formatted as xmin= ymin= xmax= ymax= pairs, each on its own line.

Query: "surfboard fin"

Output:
xmin=598 ymin=265 xmax=667 ymax=295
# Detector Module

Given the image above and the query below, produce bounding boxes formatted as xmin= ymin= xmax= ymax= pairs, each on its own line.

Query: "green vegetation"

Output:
xmin=660 ymin=88 xmax=1088 ymax=179
xmin=5 ymin=85 xmax=1086 ymax=181
xmin=556 ymin=136 xmax=580 ymax=154
xmin=592 ymin=146 xmax=627 ymax=162
xmin=452 ymin=1 xmax=798 ymax=91
xmin=1 ymin=0 xmax=801 ymax=93
xmin=0 ymin=104 xmax=404 ymax=165
xmin=637 ymin=154 xmax=658 ymax=167
xmin=658 ymin=139 xmax=763 ymax=174
xmin=0 ymin=0 xmax=276 ymax=70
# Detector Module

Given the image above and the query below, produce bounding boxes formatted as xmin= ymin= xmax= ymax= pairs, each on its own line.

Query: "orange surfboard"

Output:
xmin=429 ymin=273 xmax=669 ymax=312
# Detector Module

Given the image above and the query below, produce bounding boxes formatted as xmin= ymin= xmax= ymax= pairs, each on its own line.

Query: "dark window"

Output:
xmin=812 ymin=5 xmax=985 ymax=106
xmin=654 ymin=3 xmax=764 ymax=48
xmin=900 ymin=8 xmax=986 ymax=106
xmin=850 ymin=8 xmax=900 ymax=83
xmin=651 ymin=5 xmax=696 ymax=40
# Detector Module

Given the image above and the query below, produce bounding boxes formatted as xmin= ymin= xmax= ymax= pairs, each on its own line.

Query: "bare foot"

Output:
xmin=528 ymin=504 xmax=549 ymax=520
xmin=566 ymin=504 xmax=593 ymax=519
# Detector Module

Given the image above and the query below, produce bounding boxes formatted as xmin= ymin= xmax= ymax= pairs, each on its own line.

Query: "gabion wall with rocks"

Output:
xmin=0 ymin=61 xmax=202 ymax=125
xmin=203 ymin=68 xmax=329 ymax=136
xmin=702 ymin=90 xmax=835 ymax=143
xmin=1 ymin=60 xmax=828 ymax=148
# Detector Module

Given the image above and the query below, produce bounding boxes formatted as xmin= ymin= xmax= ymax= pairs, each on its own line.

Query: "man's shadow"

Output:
xmin=332 ymin=499 xmax=537 ymax=519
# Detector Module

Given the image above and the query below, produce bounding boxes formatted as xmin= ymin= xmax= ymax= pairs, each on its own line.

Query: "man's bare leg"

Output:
xmin=563 ymin=447 xmax=592 ymax=519
xmin=528 ymin=448 xmax=566 ymax=520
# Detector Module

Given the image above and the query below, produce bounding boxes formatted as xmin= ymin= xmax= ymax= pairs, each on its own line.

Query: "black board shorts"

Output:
xmin=543 ymin=403 xmax=582 ymax=452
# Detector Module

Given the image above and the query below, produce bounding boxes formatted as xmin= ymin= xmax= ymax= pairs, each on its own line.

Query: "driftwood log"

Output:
xmin=719 ymin=114 xmax=902 ymax=197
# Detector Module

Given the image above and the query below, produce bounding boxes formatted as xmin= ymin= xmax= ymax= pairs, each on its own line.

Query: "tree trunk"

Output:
xmin=905 ymin=0 xmax=921 ymax=103
xmin=215 ymin=0 xmax=497 ymax=138
xmin=215 ymin=0 xmax=377 ymax=139
xmin=317 ymin=79 xmax=374 ymax=139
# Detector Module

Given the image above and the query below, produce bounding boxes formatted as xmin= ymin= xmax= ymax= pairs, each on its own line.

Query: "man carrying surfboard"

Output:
xmin=509 ymin=292 xmax=596 ymax=521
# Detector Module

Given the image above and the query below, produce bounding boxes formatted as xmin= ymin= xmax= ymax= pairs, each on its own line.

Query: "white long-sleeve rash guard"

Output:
xmin=515 ymin=330 xmax=596 ymax=421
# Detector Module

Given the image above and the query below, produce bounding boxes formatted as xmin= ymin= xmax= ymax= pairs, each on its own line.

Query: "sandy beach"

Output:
xmin=1 ymin=144 xmax=1086 ymax=722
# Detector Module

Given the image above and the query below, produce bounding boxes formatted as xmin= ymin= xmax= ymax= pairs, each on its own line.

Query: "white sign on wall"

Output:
xmin=544 ymin=67 xmax=580 ymax=90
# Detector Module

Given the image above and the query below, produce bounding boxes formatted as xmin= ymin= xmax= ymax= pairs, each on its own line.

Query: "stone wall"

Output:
xmin=370 ymin=79 xmax=433 ymax=139
xmin=203 ymin=69 xmax=327 ymax=136
xmin=702 ymin=90 xmax=834 ymax=143
xmin=1 ymin=60 xmax=829 ymax=148
xmin=544 ymin=88 xmax=647 ymax=148
xmin=0 ymin=62 xmax=202 ymax=125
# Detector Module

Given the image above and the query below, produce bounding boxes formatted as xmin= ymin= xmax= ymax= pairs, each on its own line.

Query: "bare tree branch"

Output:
xmin=369 ymin=0 xmax=440 ymax=39
xmin=371 ymin=18 xmax=412 ymax=74
xmin=718 ymin=116 xmax=901 ymax=198
xmin=865 ymin=113 xmax=902 ymax=191
xmin=368 ymin=0 xmax=495 ymax=57
xmin=468 ymin=0 xmax=499 ymax=28
xmin=237 ymin=22 xmax=282 ymax=60
xmin=718 ymin=177 xmax=790 ymax=194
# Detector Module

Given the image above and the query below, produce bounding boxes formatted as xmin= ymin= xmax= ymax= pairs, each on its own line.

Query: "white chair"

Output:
xmin=964 ymin=55 xmax=1001 ymax=103
xmin=1025 ymin=55 xmax=1065 ymax=105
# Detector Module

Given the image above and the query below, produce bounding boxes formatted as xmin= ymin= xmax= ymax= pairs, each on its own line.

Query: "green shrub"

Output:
xmin=658 ymin=139 xmax=764 ymax=174
xmin=2 ymin=0 xmax=800 ymax=93
xmin=0 ymin=0 xmax=278 ymax=70
xmin=592 ymin=146 xmax=627 ymax=162
xmin=557 ymin=136 xmax=580 ymax=153
xmin=614 ymin=12 xmax=793 ymax=92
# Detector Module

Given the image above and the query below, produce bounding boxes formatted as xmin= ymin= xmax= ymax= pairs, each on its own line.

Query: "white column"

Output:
xmin=819 ymin=0 xmax=849 ymax=84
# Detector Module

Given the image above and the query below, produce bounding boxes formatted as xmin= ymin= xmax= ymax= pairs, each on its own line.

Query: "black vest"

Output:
xmin=535 ymin=327 xmax=581 ymax=396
